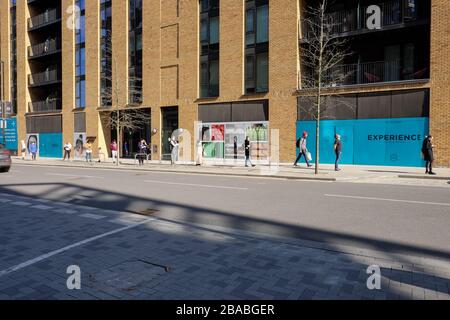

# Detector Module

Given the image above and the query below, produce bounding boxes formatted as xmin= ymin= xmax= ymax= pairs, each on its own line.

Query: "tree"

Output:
xmin=299 ymin=0 xmax=353 ymax=174
xmin=99 ymin=32 xmax=149 ymax=166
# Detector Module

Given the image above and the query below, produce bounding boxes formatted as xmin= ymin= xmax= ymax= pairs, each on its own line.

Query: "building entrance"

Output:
xmin=161 ymin=107 xmax=179 ymax=161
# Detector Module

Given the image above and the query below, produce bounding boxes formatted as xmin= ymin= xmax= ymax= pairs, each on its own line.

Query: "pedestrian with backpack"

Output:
xmin=294 ymin=131 xmax=312 ymax=167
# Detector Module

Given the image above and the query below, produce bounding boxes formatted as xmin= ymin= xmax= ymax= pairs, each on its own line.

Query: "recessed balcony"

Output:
xmin=28 ymin=38 xmax=60 ymax=59
xmin=28 ymin=68 xmax=61 ymax=87
xmin=302 ymin=60 xmax=429 ymax=88
xmin=28 ymin=8 xmax=61 ymax=31
xmin=28 ymin=99 xmax=61 ymax=114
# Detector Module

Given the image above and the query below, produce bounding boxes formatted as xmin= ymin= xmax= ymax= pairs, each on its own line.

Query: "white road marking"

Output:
xmin=31 ymin=205 xmax=54 ymax=210
xmin=324 ymin=194 xmax=450 ymax=207
xmin=45 ymin=173 xmax=104 ymax=179
xmin=53 ymin=208 xmax=78 ymax=214
xmin=144 ymin=180 xmax=248 ymax=190
xmin=79 ymin=213 xmax=106 ymax=220
xmin=11 ymin=201 xmax=31 ymax=206
xmin=0 ymin=218 xmax=155 ymax=279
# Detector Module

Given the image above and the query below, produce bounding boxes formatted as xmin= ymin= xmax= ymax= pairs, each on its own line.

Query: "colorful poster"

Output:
xmin=211 ymin=124 xmax=225 ymax=141
xmin=0 ymin=118 xmax=18 ymax=152
xmin=74 ymin=132 xmax=86 ymax=160
xmin=26 ymin=134 xmax=39 ymax=158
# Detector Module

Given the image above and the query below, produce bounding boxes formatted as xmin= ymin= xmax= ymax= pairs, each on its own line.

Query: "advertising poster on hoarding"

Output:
xmin=26 ymin=134 xmax=39 ymax=158
xmin=74 ymin=133 xmax=86 ymax=160
xmin=0 ymin=118 xmax=18 ymax=152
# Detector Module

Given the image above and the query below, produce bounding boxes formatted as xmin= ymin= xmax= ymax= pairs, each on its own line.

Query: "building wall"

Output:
xmin=430 ymin=0 xmax=450 ymax=166
xmin=1 ymin=0 xmax=449 ymax=166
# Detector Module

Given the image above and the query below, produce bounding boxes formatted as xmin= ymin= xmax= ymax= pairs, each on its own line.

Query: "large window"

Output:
xmin=245 ymin=0 xmax=269 ymax=94
xmin=199 ymin=0 xmax=220 ymax=98
xmin=10 ymin=0 xmax=17 ymax=114
xmin=100 ymin=0 xmax=112 ymax=106
xmin=129 ymin=0 xmax=143 ymax=104
xmin=75 ymin=0 xmax=86 ymax=108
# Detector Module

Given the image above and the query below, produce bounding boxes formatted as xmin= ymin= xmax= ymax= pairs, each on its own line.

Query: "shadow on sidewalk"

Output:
xmin=1 ymin=182 xmax=449 ymax=299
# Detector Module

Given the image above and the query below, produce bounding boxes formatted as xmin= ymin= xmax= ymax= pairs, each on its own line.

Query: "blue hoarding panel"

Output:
xmin=0 ymin=117 xmax=18 ymax=151
xmin=39 ymin=133 xmax=63 ymax=158
xmin=296 ymin=118 xmax=429 ymax=167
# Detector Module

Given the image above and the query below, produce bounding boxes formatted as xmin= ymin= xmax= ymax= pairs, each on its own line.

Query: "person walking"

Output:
xmin=21 ymin=140 xmax=27 ymax=160
xmin=84 ymin=141 xmax=93 ymax=163
xmin=422 ymin=135 xmax=436 ymax=175
xmin=196 ymin=140 xmax=203 ymax=166
xmin=124 ymin=141 xmax=129 ymax=157
xmin=244 ymin=136 xmax=255 ymax=167
xmin=294 ymin=131 xmax=312 ymax=167
xmin=138 ymin=139 xmax=147 ymax=166
xmin=110 ymin=140 xmax=118 ymax=164
xmin=29 ymin=142 xmax=38 ymax=161
xmin=63 ymin=142 xmax=72 ymax=161
xmin=170 ymin=138 xmax=179 ymax=165
xmin=334 ymin=134 xmax=342 ymax=171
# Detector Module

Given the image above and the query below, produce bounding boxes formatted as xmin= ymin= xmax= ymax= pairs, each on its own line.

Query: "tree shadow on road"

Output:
xmin=1 ymin=182 xmax=449 ymax=300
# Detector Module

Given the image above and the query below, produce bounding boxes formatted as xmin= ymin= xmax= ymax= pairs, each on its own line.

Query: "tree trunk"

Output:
xmin=116 ymin=109 xmax=120 ymax=166
xmin=315 ymin=2 xmax=325 ymax=175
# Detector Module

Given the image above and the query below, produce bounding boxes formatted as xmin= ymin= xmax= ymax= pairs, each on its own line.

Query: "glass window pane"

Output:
xmin=256 ymin=52 xmax=268 ymax=92
xmin=209 ymin=59 xmax=219 ymax=96
xmin=256 ymin=5 xmax=269 ymax=43
xmin=200 ymin=19 xmax=208 ymax=42
xmin=246 ymin=9 xmax=254 ymax=33
xmin=209 ymin=17 xmax=219 ymax=44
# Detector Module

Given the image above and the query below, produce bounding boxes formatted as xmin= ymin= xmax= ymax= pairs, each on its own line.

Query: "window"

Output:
xmin=199 ymin=0 xmax=220 ymax=98
xmin=129 ymin=0 xmax=143 ymax=104
xmin=10 ymin=0 xmax=17 ymax=114
xmin=75 ymin=0 xmax=86 ymax=108
xmin=100 ymin=0 xmax=112 ymax=106
xmin=245 ymin=0 xmax=269 ymax=94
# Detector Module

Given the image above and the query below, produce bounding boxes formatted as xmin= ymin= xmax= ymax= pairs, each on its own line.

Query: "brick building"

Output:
xmin=0 ymin=0 xmax=448 ymax=166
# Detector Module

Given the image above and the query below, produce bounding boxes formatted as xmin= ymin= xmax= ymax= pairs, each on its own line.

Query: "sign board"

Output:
xmin=1 ymin=101 xmax=13 ymax=119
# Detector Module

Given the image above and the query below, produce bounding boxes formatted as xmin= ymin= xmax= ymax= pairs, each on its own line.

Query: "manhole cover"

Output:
xmin=88 ymin=260 xmax=168 ymax=293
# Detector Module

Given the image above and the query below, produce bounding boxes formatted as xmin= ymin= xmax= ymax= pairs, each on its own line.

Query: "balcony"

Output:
xmin=28 ymin=99 xmax=61 ymax=113
xmin=28 ymin=68 xmax=60 ymax=87
xmin=28 ymin=8 xmax=61 ymax=31
xmin=28 ymin=39 xmax=60 ymax=59
xmin=303 ymin=60 xmax=429 ymax=88
xmin=301 ymin=0 xmax=424 ymax=40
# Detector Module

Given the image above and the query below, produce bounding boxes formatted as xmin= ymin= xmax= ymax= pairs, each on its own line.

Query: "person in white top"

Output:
xmin=21 ymin=140 xmax=27 ymax=160
xmin=170 ymin=138 xmax=179 ymax=165
xmin=63 ymin=142 xmax=72 ymax=161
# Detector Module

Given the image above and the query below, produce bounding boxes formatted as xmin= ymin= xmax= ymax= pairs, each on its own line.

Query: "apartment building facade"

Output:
xmin=0 ymin=0 xmax=449 ymax=166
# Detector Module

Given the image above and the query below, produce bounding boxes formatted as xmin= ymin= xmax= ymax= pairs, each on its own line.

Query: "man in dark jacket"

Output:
xmin=334 ymin=134 xmax=342 ymax=171
xmin=422 ymin=135 xmax=436 ymax=175
xmin=244 ymin=136 xmax=255 ymax=167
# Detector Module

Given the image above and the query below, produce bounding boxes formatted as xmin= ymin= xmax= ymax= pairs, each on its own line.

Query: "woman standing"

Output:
xmin=422 ymin=135 xmax=436 ymax=175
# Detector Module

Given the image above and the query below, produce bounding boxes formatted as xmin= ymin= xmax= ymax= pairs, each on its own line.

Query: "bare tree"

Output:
xmin=299 ymin=0 xmax=353 ymax=174
xmin=99 ymin=32 xmax=149 ymax=166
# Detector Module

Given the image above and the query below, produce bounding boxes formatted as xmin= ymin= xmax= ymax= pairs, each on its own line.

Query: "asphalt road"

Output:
xmin=2 ymin=164 xmax=450 ymax=262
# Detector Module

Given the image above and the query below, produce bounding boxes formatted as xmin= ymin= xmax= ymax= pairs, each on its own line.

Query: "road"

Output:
xmin=0 ymin=164 xmax=449 ymax=300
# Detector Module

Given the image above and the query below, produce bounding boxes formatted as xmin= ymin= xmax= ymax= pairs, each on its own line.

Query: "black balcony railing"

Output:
xmin=303 ymin=60 xmax=428 ymax=88
xmin=28 ymin=68 xmax=60 ymax=86
xmin=28 ymin=39 xmax=59 ymax=58
xmin=301 ymin=0 xmax=421 ymax=39
xmin=28 ymin=8 xmax=60 ymax=30
xmin=28 ymin=99 xmax=61 ymax=113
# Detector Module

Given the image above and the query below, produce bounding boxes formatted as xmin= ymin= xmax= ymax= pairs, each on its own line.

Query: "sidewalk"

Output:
xmin=11 ymin=157 xmax=450 ymax=185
